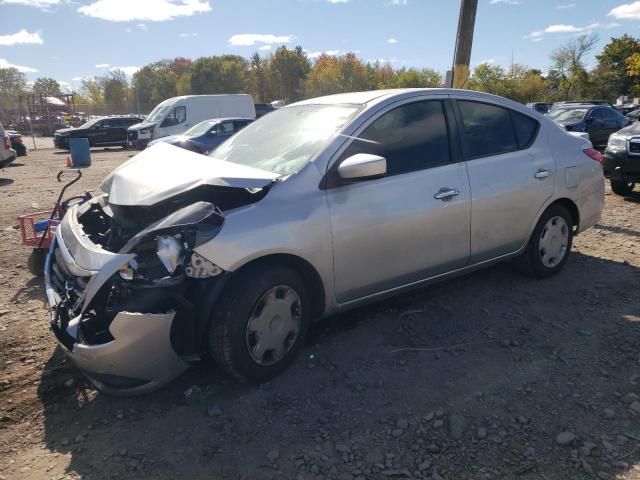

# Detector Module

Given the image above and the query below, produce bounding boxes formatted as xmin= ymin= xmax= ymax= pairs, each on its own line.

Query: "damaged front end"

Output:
xmin=45 ymin=145 xmax=278 ymax=395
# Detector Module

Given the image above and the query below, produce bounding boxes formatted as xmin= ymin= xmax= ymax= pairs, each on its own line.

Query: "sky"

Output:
xmin=1 ymin=0 xmax=640 ymax=91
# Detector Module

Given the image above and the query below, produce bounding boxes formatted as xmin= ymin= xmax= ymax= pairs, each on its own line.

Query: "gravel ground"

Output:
xmin=1 ymin=147 xmax=640 ymax=480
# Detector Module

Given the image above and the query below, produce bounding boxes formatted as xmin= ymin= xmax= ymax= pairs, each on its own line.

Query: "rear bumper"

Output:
xmin=45 ymin=210 xmax=189 ymax=396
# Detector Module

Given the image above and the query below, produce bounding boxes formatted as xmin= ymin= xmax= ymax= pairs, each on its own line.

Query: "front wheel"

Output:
xmin=515 ymin=205 xmax=573 ymax=278
xmin=209 ymin=264 xmax=311 ymax=382
xmin=611 ymin=179 xmax=635 ymax=196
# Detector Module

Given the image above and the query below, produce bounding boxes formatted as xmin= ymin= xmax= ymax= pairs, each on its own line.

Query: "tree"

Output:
xmin=102 ymin=70 xmax=129 ymax=110
xmin=32 ymin=77 xmax=61 ymax=98
xmin=468 ymin=63 xmax=506 ymax=96
xmin=304 ymin=53 xmax=368 ymax=97
xmin=550 ymin=34 xmax=598 ymax=100
xmin=81 ymin=77 xmax=104 ymax=106
xmin=394 ymin=68 xmax=443 ymax=88
xmin=0 ymin=67 xmax=27 ymax=115
xmin=191 ymin=55 xmax=250 ymax=94
xmin=595 ymin=34 xmax=640 ymax=98
xmin=269 ymin=46 xmax=310 ymax=102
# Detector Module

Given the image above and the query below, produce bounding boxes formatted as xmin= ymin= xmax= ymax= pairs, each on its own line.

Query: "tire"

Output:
xmin=515 ymin=205 xmax=573 ymax=279
xmin=209 ymin=264 xmax=311 ymax=382
xmin=611 ymin=179 xmax=635 ymax=196
xmin=27 ymin=248 xmax=48 ymax=277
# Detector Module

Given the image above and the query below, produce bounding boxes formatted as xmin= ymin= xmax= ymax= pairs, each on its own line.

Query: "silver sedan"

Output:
xmin=46 ymin=89 xmax=604 ymax=395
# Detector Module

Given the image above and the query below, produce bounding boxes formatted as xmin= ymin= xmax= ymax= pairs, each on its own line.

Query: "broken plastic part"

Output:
xmin=156 ymin=235 xmax=184 ymax=274
xmin=185 ymin=251 xmax=223 ymax=278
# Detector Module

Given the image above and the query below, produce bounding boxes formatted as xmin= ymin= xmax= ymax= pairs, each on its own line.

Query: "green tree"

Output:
xmin=594 ymin=34 xmax=640 ymax=98
xmin=468 ymin=63 xmax=506 ymax=96
xmin=190 ymin=55 xmax=250 ymax=94
xmin=32 ymin=77 xmax=61 ymax=97
xmin=269 ymin=46 xmax=310 ymax=102
xmin=550 ymin=34 xmax=598 ymax=100
xmin=102 ymin=70 xmax=129 ymax=110
xmin=81 ymin=76 xmax=104 ymax=105
xmin=394 ymin=68 xmax=443 ymax=88
xmin=0 ymin=67 xmax=27 ymax=115
xmin=304 ymin=53 xmax=368 ymax=97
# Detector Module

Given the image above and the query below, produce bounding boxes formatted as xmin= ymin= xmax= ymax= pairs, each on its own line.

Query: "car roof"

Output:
xmin=194 ymin=117 xmax=254 ymax=123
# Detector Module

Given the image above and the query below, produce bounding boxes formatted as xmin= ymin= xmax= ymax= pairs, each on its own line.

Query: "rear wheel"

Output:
xmin=209 ymin=264 xmax=311 ymax=382
xmin=515 ymin=205 xmax=573 ymax=278
xmin=610 ymin=179 xmax=635 ymax=196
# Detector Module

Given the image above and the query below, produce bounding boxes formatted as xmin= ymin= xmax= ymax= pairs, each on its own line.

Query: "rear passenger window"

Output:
xmin=458 ymin=101 xmax=517 ymax=158
xmin=511 ymin=111 xmax=538 ymax=148
xmin=341 ymin=100 xmax=450 ymax=176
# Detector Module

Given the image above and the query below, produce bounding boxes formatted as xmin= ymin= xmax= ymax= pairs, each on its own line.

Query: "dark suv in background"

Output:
xmin=54 ymin=115 xmax=143 ymax=150
xmin=604 ymin=122 xmax=640 ymax=196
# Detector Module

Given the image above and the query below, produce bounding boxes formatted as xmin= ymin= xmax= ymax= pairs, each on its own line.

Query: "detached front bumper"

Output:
xmin=45 ymin=209 xmax=189 ymax=396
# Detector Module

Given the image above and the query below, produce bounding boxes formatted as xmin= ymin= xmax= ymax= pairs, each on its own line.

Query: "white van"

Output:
xmin=127 ymin=94 xmax=255 ymax=148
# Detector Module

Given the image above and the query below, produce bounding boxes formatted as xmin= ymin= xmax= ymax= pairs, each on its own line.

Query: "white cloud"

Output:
xmin=555 ymin=3 xmax=575 ymax=9
xmin=388 ymin=0 xmax=407 ymax=4
xmin=0 ymin=29 xmax=43 ymax=46
xmin=388 ymin=37 xmax=398 ymax=44
xmin=78 ymin=0 xmax=211 ymax=22
xmin=0 ymin=0 xmax=59 ymax=8
xmin=258 ymin=44 xmax=271 ymax=50
xmin=327 ymin=0 xmax=348 ymax=3
xmin=609 ymin=1 xmax=640 ymax=20
xmin=179 ymin=32 xmax=197 ymax=37
xmin=110 ymin=65 xmax=140 ymax=76
xmin=228 ymin=33 xmax=294 ymax=46
xmin=94 ymin=63 xmax=110 ymax=68
xmin=524 ymin=21 xmax=616 ymax=41
xmin=0 ymin=58 xmax=37 ymax=72
xmin=306 ymin=49 xmax=341 ymax=59
xmin=489 ymin=0 xmax=522 ymax=4
xmin=71 ymin=76 xmax=84 ymax=81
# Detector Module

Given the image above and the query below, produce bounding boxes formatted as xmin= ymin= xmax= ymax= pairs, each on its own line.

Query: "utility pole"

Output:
xmin=449 ymin=0 xmax=478 ymax=89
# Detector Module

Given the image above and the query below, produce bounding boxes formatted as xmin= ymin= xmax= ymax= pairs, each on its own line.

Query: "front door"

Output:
xmin=326 ymin=99 xmax=471 ymax=303
xmin=453 ymin=99 xmax=555 ymax=262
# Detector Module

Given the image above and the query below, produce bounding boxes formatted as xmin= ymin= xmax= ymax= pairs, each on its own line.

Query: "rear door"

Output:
xmin=453 ymin=98 xmax=553 ymax=263
xmin=326 ymin=97 xmax=471 ymax=303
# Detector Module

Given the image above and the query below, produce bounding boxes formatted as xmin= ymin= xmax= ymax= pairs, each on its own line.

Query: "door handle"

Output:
xmin=434 ymin=188 xmax=460 ymax=200
xmin=534 ymin=169 xmax=552 ymax=179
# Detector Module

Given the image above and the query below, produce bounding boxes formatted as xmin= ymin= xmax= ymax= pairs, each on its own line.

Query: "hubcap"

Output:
xmin=538 ymin=216 xmax=569 ymax=268
xmin=245 ymin=285 xmax=301 ymax=366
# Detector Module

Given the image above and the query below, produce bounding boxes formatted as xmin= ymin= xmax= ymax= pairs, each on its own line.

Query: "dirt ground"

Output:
xmin=1 ymin=146 xmax=640 ymax=480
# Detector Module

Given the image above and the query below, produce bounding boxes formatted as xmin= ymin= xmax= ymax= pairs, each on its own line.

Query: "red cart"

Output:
xmin=17 ymin=169 xmax=87 ymax=276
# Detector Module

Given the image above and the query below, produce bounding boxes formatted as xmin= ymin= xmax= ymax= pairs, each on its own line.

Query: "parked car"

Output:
xmin=546 ymin=104 xmax=629 ymax=147
xmin=526 ymin=102 xmax=552 ymax=114
xmin=54 ymin=115 xmax=143 ymax=150
xmin=146 ymin=117 xmax=253 ymax=154
xmin=551 ymin=100 xmax=612 ymax=110
xmin=627 ymin=109 xmax=640 ymax=123
xmin=617 ymin=104 xmax=639 ymax=116
xmin=45 ymin=89 xmax=604 ymax=395
xmin=0 ymin=122 xmax=16 ymax=168
xmin=6 ymin=130 xmax=27 ymax=157
xmin=604 ymin=122 xmax=640 ymax=196
xmin=254 ymin=103 xmax=275 ymax=118
xmin=127 ymin=95 xmax=256 ymax=149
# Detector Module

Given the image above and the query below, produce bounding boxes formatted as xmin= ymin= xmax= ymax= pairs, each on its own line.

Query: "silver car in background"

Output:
xmin=45 ymin=89 xmax=604 ymax=395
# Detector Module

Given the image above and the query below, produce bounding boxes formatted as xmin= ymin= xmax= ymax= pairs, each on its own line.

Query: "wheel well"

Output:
xmin=549 ymin=198 xmax=580 ymax=230
xmin=229 ymin=254 xmax=326 ymax=320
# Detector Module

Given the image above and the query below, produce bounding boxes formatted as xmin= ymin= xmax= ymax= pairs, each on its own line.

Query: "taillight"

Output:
xmin=2 ymin=134 xmax=10 ymax=150
xmin=583 ymin=148 xmax=604 ymax=168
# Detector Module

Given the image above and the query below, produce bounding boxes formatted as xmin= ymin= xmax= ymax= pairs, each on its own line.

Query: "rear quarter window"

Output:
xmin=458 ymin=100 xmax=517 ymax=158
xmin=511 ymin=111 xmax=539 ymax=148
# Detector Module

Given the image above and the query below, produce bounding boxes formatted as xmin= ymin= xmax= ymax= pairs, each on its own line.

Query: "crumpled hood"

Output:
xmin=101 ymin=142 xmax=279 ymax=206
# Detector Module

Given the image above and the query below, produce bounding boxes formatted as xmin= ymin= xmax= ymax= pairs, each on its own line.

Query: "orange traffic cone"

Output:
xmin=66 ymin=155 xmax=73 ymax=167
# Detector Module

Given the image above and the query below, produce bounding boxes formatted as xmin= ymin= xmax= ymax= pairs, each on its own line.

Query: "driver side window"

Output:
xmin=339 ymin=100 xmax=450 ymax=176
xmin=161 ymin=106 xmax=186 ymax=127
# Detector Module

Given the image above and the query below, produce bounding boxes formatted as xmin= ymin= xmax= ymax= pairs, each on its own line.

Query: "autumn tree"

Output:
xmin=190 ymin=55 xmax=250 ymax=94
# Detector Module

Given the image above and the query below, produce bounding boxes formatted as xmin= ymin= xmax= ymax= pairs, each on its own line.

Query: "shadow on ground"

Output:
xmin=36 ymin=252 xmax=640 ymax=479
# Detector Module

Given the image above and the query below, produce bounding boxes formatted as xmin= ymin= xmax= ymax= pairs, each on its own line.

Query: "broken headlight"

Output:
xmin=156 ymin=234 xmax=185 ymax=274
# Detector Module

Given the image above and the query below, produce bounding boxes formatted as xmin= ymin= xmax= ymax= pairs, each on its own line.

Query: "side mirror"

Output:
xmin=338 ymin=153 xmax=387 ymax=180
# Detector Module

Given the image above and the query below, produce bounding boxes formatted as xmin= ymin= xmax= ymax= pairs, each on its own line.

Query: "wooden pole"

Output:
xmin=451 ymin=0 xmax=478 ymax=89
